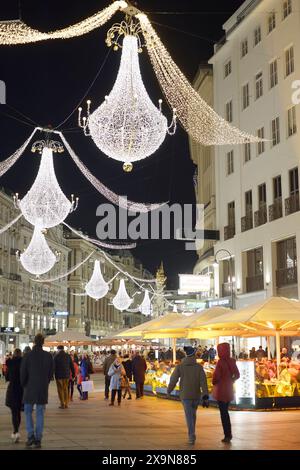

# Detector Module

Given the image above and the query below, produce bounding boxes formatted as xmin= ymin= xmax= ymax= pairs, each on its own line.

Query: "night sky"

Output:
xmin=0 ymin=0 xmax=244 ymax=288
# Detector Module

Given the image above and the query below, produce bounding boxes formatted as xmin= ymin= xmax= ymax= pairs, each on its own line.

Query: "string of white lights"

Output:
xmin=59 ymin=132 xmax=166 ymax=213
xmin=31 ymin=250 xmax=95 ymax=283
xmin=0 ymin=213 xmax=22 ymax=234
xmin=63 ymin=221 xmax=136 ymax=250
xmin=0 ymin=2 xmax=127 ymax=45
xmin=0 ymin=128 xmax=37 ymax=177
xmin=137 ymin=13 xmax=260 ymax=146
xmin=99 ymin=249 xmax=156 ymax=283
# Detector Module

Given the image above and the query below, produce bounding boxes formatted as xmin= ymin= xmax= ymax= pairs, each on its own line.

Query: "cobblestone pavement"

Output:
xmin=0 ymin=375 xmax=300 ymax=450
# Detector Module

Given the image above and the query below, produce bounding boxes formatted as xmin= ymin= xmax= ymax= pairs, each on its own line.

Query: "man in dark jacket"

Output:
xmin=131 ymin=351 xmax=147 ymax=399
xmin=167 ymin=347 xmax=209 ymax=445
xmin=54 ymin=345 xmax=75 ymax=409
xmin=20 ymin=334 xmax=53 ymax=449
xmin=103 ymin=350 xmax=117 ymax=400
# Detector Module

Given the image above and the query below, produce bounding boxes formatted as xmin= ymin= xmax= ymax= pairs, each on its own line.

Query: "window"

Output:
xmin=257 ymin=127 xmax=265 ymax=154
xmin=269 ymin=59 xmax=278 ymax=88
xmin=258 ymin=183 xmax=267 ymax=207
xmin=289 ymin=167 xmax=299 ymax=195
xmin=254 ymin=26 xmax=261 ymax=46
xmin=247 ymin=247 xmax=264 ymax=277
xmin=228 ymin=201 xmax=235 ymax=227
xmin=245 ymin=190 xmax=253 ymax=213
xmin=273 ymin=176 xmax=282 ymax=200
xmin=287 ymin=106 xmax=297 ymax=137
xmin=283 ymin=0 xmax=292 ymax=19
xmin=277 ymin=237 xmax=297 ymax=270
xmin=242 ymin=83 xmax=250 ymax=110
xmin=225 ymin=100 xmax=233 ymax=122
xmin=244 ymin=142 xmax=251 ymax=163
xmin=241 ymin=39 xmax=248 ymax=58
xmin=268 ymin=11 xmax=276 ymax=33
xmin=271 ymin=117 xmax=280 ymax=146
xmin=285 ymin=45 xmax=294 ymax=77
xmin=224 ymin=60 xmax=232 ymax=78
xmin=226 ymin=151 xmax=234 ymax=175
xmin=255 ymin=71 xmax=263 ymax=99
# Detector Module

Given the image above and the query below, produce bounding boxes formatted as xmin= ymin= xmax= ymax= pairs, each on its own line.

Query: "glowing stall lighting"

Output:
xmin=15 ymin=146 xmax=78 ymax=228
xmin=79 ymin=34 xmax=176 ymax=170
xmin=139 ymin=290 xmax=152 ymax=316
xmin=112 ymin=279 xmax=132 ymax=311
xmin=267 ymin=322 xmax=275 ymax=329
xmin=18 ymin=226 xmax=59 ymax=276
xmin=85 ymin=260 xmax=109 ymax=300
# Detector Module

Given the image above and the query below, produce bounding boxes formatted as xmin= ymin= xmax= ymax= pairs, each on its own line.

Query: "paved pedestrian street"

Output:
xmin=0 ymin=375 xmax=300 ymax=451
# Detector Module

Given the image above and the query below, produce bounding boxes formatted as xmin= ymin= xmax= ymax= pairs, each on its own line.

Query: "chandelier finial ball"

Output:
xmin=123 ymin=162 xmax=133 ymax=172
xmin=113 ymin=44 xmax=119 ymax=51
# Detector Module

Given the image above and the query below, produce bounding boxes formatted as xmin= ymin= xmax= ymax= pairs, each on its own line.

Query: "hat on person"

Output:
xmin=184 ymin=346 xmax=196 ymax=357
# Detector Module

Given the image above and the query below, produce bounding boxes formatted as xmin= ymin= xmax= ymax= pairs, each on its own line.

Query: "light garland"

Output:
xmin=59 ymin=132 xmax=166 ymax=212
xmin=0 ymin=213 xmax=22 ymax=234
xmin=85 ymin=260 xmax=109 ymax=300
xmin=137 ymin=13 xmax=260 ymax=146
xmin=18 ymin=226 xmax=59 ymax=276
xmin=0 ymin=128 xmax=37 ymax=178
xmin=0 ymin=2 xmax=127 ymax=45
xmin=15 ymin=146 xmax=78 ymax=229
xmin=112 ymin=278 xmax=133 ymax=311
xmin=79 ymin=34 xmax=176 ymax=171
xmin=139 ymin=289 xmax=152 ymax=316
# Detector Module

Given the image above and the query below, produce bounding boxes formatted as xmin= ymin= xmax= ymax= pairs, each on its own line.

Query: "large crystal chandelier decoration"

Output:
xmin=85 ymin=260 xmax=109 ymax=300
xmin=14 ymin=139 xmax=78 ymax=229
xmin=112 ymin=278 xmax=133 ymax=311
xmin=139 ymin=290 xmax=152 ymax=316
xmin=78 ymin=18 xmax=176 ymax=172
xmin=17 ymin=226 xmax=59 ymax=276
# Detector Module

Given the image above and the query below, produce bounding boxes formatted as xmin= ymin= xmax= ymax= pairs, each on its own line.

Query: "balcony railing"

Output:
xmin=224 ymin=225 xmax=235 ymax=241
xmin=241 ymin=213 xmax=253 ymax=232
xmin=269 ymin=199 xmax=283 ymax=222
xmin=246 ymin=274 xmax=264 ymax=293
xmin=254 ymin=204 xmax=267 ymax=227
xmin=285 ymin=193 xmax=300 ymax=216
xmin=276 ymin=266 xmax=298 ymax=287
xmin=9 ymin=273 xmax=22 ymax=282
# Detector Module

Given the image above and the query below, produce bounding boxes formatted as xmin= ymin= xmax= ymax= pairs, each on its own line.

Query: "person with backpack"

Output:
xmin=212 ymin=342 xmax=240 ymax=444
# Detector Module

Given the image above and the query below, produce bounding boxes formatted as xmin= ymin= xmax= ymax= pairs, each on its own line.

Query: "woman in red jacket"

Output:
xmin=212 ymin=343 xmax=240 ymax=443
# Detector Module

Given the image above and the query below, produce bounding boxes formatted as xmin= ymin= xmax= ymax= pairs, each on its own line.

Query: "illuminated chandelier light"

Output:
xmin=79 ymin=26 xmax=176 ymax=171
xmin=85 ymin=260 xmax=109 ymax=300
xmin=137 ymin=13 xmax=261 ymax=146
xmin=112 ymin=279 xmax=133 ymax=311
xmin=139 ymin=289 xmax=152 ymax=316
xmin=0 ymin=2 xmax=128 ymax=45
xmin=0 ymin=128 xmax=37 ymax=178
xmin=18 ymin=226 xmax=59 ymax=276
xmin=15 ymin=143 xmax=78 ymax=229
xmin=59 ymin=132 xmax=166 ymax=212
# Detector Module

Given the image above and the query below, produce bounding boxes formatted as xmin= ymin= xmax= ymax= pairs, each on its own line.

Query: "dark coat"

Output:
xmin=20 ymin=346 xmax=54 ymax=405
xmin=122 ymin=358 xmax=132 ymax=381
xmin=54 ymin=350 xmax=75 ymax=380
xmin=132 ymin=355 xmax=147 ymax=383
xmin=167 ymin=355 xmax=208 ymax=400
xmin=212 ymin=343 xmax=240 ymax=403
xmin=103 ymin=354 xmax=116 ymax=376
xmin=5 ymin=357 xmax=23 ymax=409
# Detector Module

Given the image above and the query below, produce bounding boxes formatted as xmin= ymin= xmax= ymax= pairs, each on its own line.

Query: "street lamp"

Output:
xmin=213 ymin=248 xmax=236 ymax=357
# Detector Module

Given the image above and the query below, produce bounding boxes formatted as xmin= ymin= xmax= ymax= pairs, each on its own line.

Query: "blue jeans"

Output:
xmin=182 ymin=399 xmax=199 ymax=440
xmin=24 ymin=404 xmax=45 ymax=441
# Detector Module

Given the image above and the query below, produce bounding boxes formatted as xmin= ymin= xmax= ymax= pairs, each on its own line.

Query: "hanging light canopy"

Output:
xmin=79 ymin=20 xmax=176 ymax=171
xmin=85 ymin=260 xmax=109 ymax=300
xmin=139 ymin=289 xmax=152 ymax=316
xmin=112 ymin=278 xmax=133 ymax=311
xmin=15 ymin=142 xmax=78 ymax=229
xmin=18 ymin=226 xmax=59 ymax=276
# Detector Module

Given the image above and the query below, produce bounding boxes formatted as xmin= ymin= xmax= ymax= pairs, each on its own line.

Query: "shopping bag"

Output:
xmin=81 ymin=380 xmax=94 ymax=392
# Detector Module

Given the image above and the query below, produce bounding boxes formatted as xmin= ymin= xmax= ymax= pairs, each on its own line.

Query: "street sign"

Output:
xmin=0 ymin=327 xmax=14 ymax=333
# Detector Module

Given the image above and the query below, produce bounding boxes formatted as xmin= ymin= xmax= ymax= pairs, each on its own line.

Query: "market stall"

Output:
xmin=44 ymin=329 xmax=98 ymax=348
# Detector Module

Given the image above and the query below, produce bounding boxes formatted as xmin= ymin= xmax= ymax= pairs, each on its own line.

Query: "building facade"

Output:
xmin=209 ymin=0 xmax=300 ymax=308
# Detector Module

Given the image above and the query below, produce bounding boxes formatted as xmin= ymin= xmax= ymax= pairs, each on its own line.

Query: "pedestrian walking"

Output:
xmin=212 ymin=343 xmax=240 ymax=444
xmin=167 ymin=346 xmax=209 ymax=445
xmin=103 ymin=350 xmax=117 ymax=400
xmin=132 ymin=351 xmax=147 ymax=399
xmin=108 ymin=357 xmax=126 ymax=406
xmin=69 ymin=355 xmax=79 ymax=402
xmin=122 ymin=354 xmax=132 ymax=400
xmin=79 ymin=354 xmax=90 ymax=400
xmin=20 ymin=334 xmax=54 ymax=449
xmin=54 ymin=345 xmax=75 ymax=409
xmin=5 ymin=348 xmax=23 ymax=443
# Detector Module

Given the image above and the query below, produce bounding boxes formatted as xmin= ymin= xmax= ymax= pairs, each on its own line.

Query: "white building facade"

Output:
xmin=210 ymin=0 xmax=300 ymax=309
